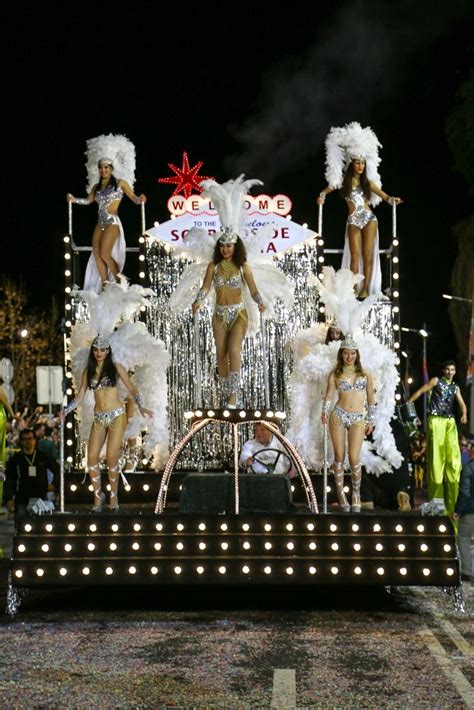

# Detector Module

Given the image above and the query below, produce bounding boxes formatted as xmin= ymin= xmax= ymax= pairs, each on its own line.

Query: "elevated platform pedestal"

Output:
xmin=9 ymin=512 xmax=459 ymax=602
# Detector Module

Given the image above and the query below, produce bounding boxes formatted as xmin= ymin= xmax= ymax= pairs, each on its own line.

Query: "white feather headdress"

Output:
xmin=85 ymin=133 xmax=136 ymax=192
xmin=324 ymin=122 xmax=382 ymax=206
xmin=200 ymin=175 xmax=263 ymax=234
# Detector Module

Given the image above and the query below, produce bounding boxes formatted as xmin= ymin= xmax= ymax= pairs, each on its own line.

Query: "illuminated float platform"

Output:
xmin=8 ymin=155 xmax=460 ymax=614
xmin=8 ymin=409 xmax=460 ymax=610
xmin=8 ymin=408 xmax=460 ymax=611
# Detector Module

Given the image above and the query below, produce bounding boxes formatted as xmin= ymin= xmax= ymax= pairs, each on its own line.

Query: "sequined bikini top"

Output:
xmin=90 ymin=374 xmax=115 ymax=391
xmin=337 ymin=375 xmax=367 ymax=393
xmin=95 ymin=184 xmax=124 ymax=209
xmin=345 ymin=186 xmax=367 ymax=209
xmin=213 ymin=264 xmax=243 ymax=290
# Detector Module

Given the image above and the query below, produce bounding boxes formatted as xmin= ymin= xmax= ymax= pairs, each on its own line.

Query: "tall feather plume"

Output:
xmin=201 ymin=175 xmax=263 ymax=232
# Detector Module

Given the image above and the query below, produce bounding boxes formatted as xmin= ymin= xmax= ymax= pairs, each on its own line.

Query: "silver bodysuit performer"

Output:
xmin=345 ymin=186 xmax=377 ymax=229
xmin=77 ymin=185 xmax=127 ymax=292
xmin=95 ymin=185 xmax=124 ymax=229
xmin=341 ymin=187 xmax=382 ymax=294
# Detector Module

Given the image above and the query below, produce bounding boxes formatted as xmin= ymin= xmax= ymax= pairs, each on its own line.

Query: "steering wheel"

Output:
xmin=249 ymin=448 xmax=293 ymax=475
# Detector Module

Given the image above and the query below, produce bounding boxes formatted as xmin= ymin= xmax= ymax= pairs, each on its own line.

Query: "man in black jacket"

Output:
xmin=5 ymin=428 xmax=59 ymax=523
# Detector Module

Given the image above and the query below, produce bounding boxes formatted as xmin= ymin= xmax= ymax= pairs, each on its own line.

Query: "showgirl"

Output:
xmin=321 ymin=336 xmax=375 ymax=512
xmin=166 ymin=175 xmax=295 ymax=407
xmin=67 ymin=134 xmax=146 ymax=292
xmin=65 ymin=280 xmax=169 ymax=510
xmin=317 ymin=122 xmax=402 ymax=297
xmin=287 ymin=267 xmax=402 ymax=476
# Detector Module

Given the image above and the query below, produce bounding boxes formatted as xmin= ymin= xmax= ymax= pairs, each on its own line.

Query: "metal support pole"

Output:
xmin=59 ymin=409 xmax=65 ymax=513
xmin=194 ymin=312 xmax=202 ymax=407
xmin=68 ymin=201 xmax=73 ymax=239
xmin=323 ymin=423 xmax=328 ymax=514
xmin=260 ymin=312 xmax=270 ymax=409
xmin=233 ymin=423 xmax=240 ymax=515
xmin=423 ymin=324 xmax=427 ymax=431
xmin=318 ymin=202 xmax=323 ymax=239
xmin=140 ymin=202 xmax=146 ymax=236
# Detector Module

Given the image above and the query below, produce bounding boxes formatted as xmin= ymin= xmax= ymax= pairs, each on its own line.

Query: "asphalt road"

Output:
xmin=0 ymin=582 xmax=473 ymax=708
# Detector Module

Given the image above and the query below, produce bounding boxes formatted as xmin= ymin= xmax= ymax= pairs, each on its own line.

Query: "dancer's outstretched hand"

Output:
xmin=140 ymin=408 xmax=154 ymax=418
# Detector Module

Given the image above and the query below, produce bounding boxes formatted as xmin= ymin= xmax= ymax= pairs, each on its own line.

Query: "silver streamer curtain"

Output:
xmin=145 ymin=240 xmax=321 ymax=469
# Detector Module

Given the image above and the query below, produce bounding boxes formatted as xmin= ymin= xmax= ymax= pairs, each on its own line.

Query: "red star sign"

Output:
xmin=157 ymin=152 xmax=214 ymax=199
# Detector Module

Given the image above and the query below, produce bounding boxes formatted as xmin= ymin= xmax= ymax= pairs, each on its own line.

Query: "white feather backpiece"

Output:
xmin=146 ymin=228 xmax=218 ymax=313
xmin=324 ymin=121 xmax=382 ymax=206
xmin=287 ymin=267 xmax=401 ymax=475
xmin=69 ymin=281 xmax=170 ymax=469
xmin=310 ymin=266 xmax=385 ymax=336
xmin=85 ymin=133 xmax=136 ymax=192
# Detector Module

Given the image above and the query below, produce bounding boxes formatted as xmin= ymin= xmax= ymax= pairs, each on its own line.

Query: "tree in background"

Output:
xmin=446 ymin=69 xmax=474 ymax=396
xmin=0 ymin=276 xmax=63 ymax=408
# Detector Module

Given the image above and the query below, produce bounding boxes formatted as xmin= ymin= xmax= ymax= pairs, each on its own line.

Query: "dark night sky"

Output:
xmin=1 ymin=1 xmax=473 ymax=381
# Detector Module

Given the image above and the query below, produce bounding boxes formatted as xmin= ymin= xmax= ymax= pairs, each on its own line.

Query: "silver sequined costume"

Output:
xmin=331 ymin=375 xmax=368 ymax=429
xmin=93 ymin=406 xmax=126 ymax=429
xmin=83 ymin=184 xmax=126 ymax=293
xmin=89 ymin=374 xmax=126 ymax=429
xmin=331 ymin=405 xmax=366 ymax=429
xmin=345 ymin=186 xmax=377 ymax=229
xmin=341 ymin=186 xmax=382 ymax=295
xmin=95 ymin=185 xmax=124 ymax=229
xmin=212 ymin=264 xmax=248 ymax=332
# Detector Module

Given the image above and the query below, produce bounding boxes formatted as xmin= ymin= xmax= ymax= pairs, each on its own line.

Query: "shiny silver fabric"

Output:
xmin=213 ymin=265 xmax=243 ymax=289
xmin=90 ymin=375 xmax=115 ymax=391
xmin=143 ymin=239 xmax=321 ymax=469
xmin=213 ymin=302 xmax=246 ymax=330
xmin=346 ymin=186 xmax=377 ymax=229
xmin=95 ymin=185 xmax=123 ymax=229
xmin=332 ymin=405 xmax=366 ymax=429
xmin=337 ymin=376 xmax=367 ymax=392
xmin=93 ymin=406 xmax=125 ymax=428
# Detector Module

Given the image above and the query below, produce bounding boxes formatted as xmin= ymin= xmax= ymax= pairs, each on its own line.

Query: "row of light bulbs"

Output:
xmin=184 ymin=409 xmax=286 ymax=419
xmin=391 ymin=234 xmax=402 ymax=401
xmin=17 ymin=539 xmax=452 ymax=555
xmin=22 ymin=520 xmax=448 ymax=535
xmin=14 ymin=563 xmax=456 ymax=580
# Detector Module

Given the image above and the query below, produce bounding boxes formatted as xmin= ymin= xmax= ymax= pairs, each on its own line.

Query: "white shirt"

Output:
xmin=239 ymin=435 xmax=290 ymax=474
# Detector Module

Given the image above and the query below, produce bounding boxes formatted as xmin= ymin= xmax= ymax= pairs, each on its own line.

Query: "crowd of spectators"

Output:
xmin=5 ymin=406 xmax=61 ymax=461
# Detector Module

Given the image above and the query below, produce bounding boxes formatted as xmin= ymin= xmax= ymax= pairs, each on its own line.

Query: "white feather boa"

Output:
xmin=310 ymin=266 xmax=386 ymax=333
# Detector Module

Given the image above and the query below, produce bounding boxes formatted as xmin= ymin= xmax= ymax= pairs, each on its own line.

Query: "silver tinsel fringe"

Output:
xmin=145 ymin=240 xmax=321 ymax=469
